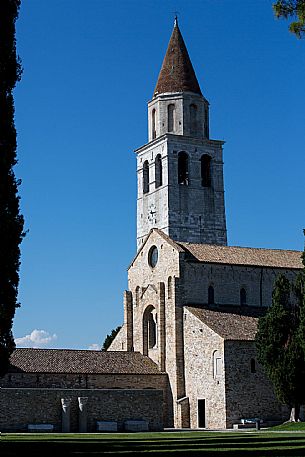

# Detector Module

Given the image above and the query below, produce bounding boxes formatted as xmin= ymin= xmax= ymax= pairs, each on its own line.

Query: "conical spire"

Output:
xmin=153 ymin=20 xmax=202 ymax=97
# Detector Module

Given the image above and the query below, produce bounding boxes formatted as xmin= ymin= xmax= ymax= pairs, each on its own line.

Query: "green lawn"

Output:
xmin=1 ymin=431 xmax=305 ymax=456
xmin=269 ymin=422 xmax=305 ymax=431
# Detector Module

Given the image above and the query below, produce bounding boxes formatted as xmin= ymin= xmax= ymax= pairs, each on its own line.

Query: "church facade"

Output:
xmin=0 ymin=20 xmax=303 ymax=432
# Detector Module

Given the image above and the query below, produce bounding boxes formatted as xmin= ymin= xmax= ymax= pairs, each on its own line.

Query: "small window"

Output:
xmin=135 ymin=286 xmax=140 ymax=306
xmin=190 ymin=104 xmax=198 ymax=134
xmin=168 ymin=104 xmax=175 ymax=132
xmin=178 ymin=151 xmax=189 ymax=185
xmin=143 ymin=160 xmax=149 ymax=194
xmin=240 ymin=288 xmax=247 ymax=306
xmin=155 ymin=154 xmax=162 ymax=188
xmin=251 ymin=358 xmax=256 ymax=373
xmin=201 ymin=155 xmax=211 ymax=187
xmin=204 ymin=107 xmax=209 ymax=138
xmin=208 ymin=286 xmax=214 ymax=305
xmin=152 ymin=109 xmax=156 ymax=139
xmin=148 ymin=245 xmax=158 ymax=268
xmin=168 ymin=276 xmax=172 ymax=299
xmin=213 ymin=350 xmax=222 ymax=378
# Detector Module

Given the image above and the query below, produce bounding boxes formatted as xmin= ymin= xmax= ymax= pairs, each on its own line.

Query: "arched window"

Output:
xmin=168 ymin=104 xmax=175 ymax=132
xmin=143 ymin=306 xmax=157 ymax=355
xmin=178 ymin=151 xmax=189 ymax=185
xmin=168 ymin=276 xmax=172 ymax=299
xmin=152 ymin=109 xmax=156 ymax=139
xmin=213 ymin=350 xmax=222 ymax=378
xmin=148 ymin=313 xmax=157 ymax=349
xmin=135 ymin=286 xmax=140 ymax=306
xmin=208 ymin=285 xmax=214 ymax=305
xmin=143 ymin=160 xmax=149 ymax=194
xmin=155 ymin=154 xmax=162 ymax=188
xmin=201 ymin=154 xmax=211 ymax=187
xmin=204 ymin=107 xmax=209 ymax=138
xmin=190 ymin=104 xmax=197 ymax=134
xmin=240 ymin=288 xmax=247 ymax=306
xmin=251 ymin=358 xmax=256 ymax=373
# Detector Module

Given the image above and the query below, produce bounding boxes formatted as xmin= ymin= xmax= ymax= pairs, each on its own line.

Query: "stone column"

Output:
xmin=158 ymin=282 xmax=166 ymax=372
xmin=61 ymin=398 xmax=72 ymax=433
xmin=124 ymin=290 xmax=133 ymax=351
xmin=78 ymin=397 xmax=89 ymax=433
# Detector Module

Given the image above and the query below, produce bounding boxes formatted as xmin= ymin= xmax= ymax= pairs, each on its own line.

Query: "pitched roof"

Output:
xmin=178 ymin=242 xmax=303 ymax=269
xmin=153 ymin=20 xmax=202 ymax=97
xmin=128 ymin=228 xmax=184 ymax=270
xmin=186 ymin=305 xmax=265 ymax=340
xmin=8 ymin=348 xmax=163 ymax=374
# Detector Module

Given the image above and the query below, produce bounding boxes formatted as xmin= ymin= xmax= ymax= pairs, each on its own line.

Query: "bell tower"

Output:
xmin=136 ymin=19 xmax=227 ymax=248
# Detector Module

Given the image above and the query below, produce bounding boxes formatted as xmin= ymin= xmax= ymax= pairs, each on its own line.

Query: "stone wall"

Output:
xmin=128 ymin=230 xmax=181 ymax=426
xmin=183 ymin=308 xmax=226 ymax=429
xmin=182 ymin=262 xmax=299 ymax=308
xmin=224 ymin=340 xmax=289 ymax=427
xmin=0 ymin=388 xmax=164 ymax=432
xmin=0 ymin=371 xmax=170 ymax=427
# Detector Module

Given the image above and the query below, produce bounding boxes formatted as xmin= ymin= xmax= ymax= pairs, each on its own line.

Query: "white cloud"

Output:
xmin=88 ymin=343 xmax=100 ymax=351
xmin=15 ymin=329 xmax=57 ymax=348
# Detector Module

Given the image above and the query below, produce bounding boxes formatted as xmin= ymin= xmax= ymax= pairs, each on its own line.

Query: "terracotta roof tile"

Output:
xmin=178 ymin=243 xmax=303 ymax=269
xmin=186 ymin=305 xmax=265 ymax=340
xmin=154 ymin=22 xmax=202 ymax=97
xmin=9 ymin=348 xmax=162 ymax=374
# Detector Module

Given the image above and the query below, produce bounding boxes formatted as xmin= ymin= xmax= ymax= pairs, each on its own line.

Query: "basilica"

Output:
xmin=0 ymin=20 xmax=303 ymax=432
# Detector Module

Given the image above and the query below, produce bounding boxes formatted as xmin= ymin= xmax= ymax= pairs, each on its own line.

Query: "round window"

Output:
xmin=148 ymin=246 xmax=158 ymax=268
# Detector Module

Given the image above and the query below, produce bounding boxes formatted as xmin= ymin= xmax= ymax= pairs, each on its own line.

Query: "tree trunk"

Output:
xmin=289 ymin=404 xmax=300 ymax=422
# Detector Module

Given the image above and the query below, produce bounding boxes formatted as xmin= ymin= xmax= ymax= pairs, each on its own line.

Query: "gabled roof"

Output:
xmin=130 ymin=228 xmax=183 ymax=270
xmin=153 ymin=20 xmax=202 ymax=97
xmin=8 ymin=348 xmax=163 ymax=374
xmin=178 ymin=242 xmax=303 ymax=270
xmin=186 ymin=305 xmax=265 ymax=341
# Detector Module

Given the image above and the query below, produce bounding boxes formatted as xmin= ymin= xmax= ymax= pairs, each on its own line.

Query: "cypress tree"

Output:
xmin=0 ymin=0 xmax=25 ymax=376
xmin=256 ymin=258 xmax=305 ymax=421
xmin=102 ymin=326 xmax=122 ymax=351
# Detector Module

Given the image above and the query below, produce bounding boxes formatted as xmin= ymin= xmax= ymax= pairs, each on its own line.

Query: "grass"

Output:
xmin=1 ymin=431 xmax=305 ymax=456
xmin=268 ymin=422 xmax=305 ymax=431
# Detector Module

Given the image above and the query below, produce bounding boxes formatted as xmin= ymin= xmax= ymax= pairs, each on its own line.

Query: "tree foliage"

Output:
xmin=102 ymin=326 xmax=122 ymax=351
xmin=273 ymin=1 xmax=305 ymax=38
xmin=0 ymin=0 xmax=25 ymax=376
xmin=255 ymin=234 xmax=305 ymax=421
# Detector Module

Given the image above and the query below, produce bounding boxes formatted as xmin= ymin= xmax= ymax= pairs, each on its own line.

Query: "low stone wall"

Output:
xmin=0 ymin=388 xmax=164 ymax=432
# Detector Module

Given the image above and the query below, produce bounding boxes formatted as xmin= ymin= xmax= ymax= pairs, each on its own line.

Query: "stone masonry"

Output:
xmin=0 ymin=388 xmax=164 ymax=432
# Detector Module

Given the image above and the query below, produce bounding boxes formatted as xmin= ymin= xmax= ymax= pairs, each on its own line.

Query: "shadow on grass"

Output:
xmin=2 ymin=434 xmax=305 ymax=456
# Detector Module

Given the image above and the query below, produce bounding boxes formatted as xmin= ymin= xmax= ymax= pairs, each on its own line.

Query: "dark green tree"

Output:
xmin=102 ymin=326 xmax=122 ymax=352
xmin=0 ymin=0 xmax=25 ymax=376
xmin=273 ymin=1 xmax=305 ymax=38
xmin=255 ymin=246 xmax=305 ymax=422
xmin=297 ymin=230 xmax=305 ymax=357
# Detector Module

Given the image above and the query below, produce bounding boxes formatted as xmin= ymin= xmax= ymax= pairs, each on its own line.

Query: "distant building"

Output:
xmin=0 ymin=19 xmax=303 ymax=432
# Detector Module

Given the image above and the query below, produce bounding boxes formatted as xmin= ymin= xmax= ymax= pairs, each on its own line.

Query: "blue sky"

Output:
xmin=13 ymin=0 xmax=305 ymax=350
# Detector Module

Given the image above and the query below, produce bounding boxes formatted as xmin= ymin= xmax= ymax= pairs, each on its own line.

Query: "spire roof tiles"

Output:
xmin=153 ymin=21 xmax=202 ymax=97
